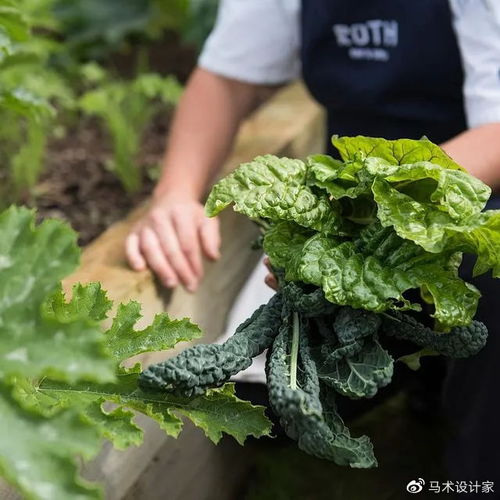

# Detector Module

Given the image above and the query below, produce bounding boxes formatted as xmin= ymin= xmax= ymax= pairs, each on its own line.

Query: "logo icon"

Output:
xmin=407 ymin=479 xmax=425 ymax=494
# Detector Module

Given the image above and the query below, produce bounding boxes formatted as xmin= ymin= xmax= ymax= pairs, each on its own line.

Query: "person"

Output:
xmin=126 ymin=0 xmax=500 ymax=492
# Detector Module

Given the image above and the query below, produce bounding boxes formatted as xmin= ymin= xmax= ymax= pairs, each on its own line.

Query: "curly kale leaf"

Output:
xmin=266 ymin=313 xmax=376 ymax=468
xmin=281 ymin=281 xmax=338 ymax=317
xmin=381 ymin=311 xmax=488 ymax=358
xmin=139 ymin=293 xmax=284 ymax=396
xmin=333 ymin=306 xmax=381 ymax=344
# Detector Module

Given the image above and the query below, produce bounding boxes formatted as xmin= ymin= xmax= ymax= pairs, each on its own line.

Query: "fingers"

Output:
xmin=199 ymin=216 xmax=221 ymax=260
xmin=171 ymin=211 xmax=203 ymax=279
xmin=150 ymin=216 xmax=199 ymax=292
xmin=125 ymin=232 xmax=146 ymax=271
xmin=139 ymin=227 xmax=178 ymax=287
xmin=125 ymin=202 xmax=221 ymax=293
xmin=265 ymin=272 xmax=278 ymax=290
xmin=263 ymin=256 xmax=272 ymax=272
xmin=263 ymin=257 xmax=278 ymax=290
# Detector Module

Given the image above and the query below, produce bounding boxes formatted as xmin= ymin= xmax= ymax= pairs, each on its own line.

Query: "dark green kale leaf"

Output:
xmin=316 ymin=337 xmax=393 ymax=399
xmin=139 ymin=293 xmax=283 ymax=396
xmin=266 ymin=312 xmax=376 ymax=468
xmin=382 ymin=311 xmax=488 ymax=358
xmin=333 ymin=306 xmax=381 ymax=344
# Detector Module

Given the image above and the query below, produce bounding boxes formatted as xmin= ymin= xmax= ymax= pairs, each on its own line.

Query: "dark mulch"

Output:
xmin=33 ymin=113 xmax=169 ymax=246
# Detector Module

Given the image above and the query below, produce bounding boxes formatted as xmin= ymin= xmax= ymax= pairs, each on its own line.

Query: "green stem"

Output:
xmin=290 ymin=312 xmax=300 ymax=390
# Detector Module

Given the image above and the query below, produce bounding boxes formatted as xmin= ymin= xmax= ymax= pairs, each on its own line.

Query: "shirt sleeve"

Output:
xmin=198 ymin=0 xmax=301 ymax=85
xmin=450 ymin=0 xmax=500 ymax=128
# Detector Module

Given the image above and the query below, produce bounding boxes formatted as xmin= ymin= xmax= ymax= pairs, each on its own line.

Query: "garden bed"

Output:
xmin=32 ymin=32 xmax=197 ymax=246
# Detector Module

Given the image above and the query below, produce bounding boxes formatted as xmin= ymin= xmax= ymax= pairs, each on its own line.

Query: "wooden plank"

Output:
xmin=0 ymin=81 xmax=324 ymax=500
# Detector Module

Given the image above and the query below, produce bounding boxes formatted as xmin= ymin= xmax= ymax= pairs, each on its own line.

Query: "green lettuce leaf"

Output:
xmin=307 ymin=154 xmax=372 ymax=200
xmin=372 ymin=180 xmax=500 ymax=280
xmin=205 ymin=155 xmax=344 ymax=234
xmin=332 ymin=135 xmax=465 ymax=171
xmin=450 ymin=210 xmax=500 ymax=278
xmin=371 ymin=178 xmax=487 ymax=253
xmin=265 ymin=222 xmax=479 ymax=328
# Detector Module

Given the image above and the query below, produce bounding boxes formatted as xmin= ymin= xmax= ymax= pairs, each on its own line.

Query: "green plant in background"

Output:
xmin=0 ymin=206 xmax=271 ymax=500
xmin=0 ymin=0 xmax=59 ymax=207
xmin=52 ymin=0 xmax=218 ymax=61
xmin=79 ymin=72 xmax=182 ymax=192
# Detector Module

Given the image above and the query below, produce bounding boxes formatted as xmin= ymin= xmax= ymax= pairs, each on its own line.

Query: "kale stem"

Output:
xmin=290 ymin=312 xmax=300 ymax=390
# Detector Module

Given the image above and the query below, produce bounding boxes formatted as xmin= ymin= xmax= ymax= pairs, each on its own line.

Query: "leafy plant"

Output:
xmin=52 ymin=0 xmax=217 ymax=61
xmin=141 ymin=135 xmax=500 ymax=467
xmin=79 ymin=72 xmax=182 ymax=192
xmin=0 ymin=206 xmax=271 ymax=500
xmin=0 ymin=0 xmax=73 ymax=208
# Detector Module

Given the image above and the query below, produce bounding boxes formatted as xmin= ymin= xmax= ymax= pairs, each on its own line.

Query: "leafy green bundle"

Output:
xmin=140 ymin=136 xmax=500 ymax=467
xmin=0 ymin=206 xmax=271 ymax=500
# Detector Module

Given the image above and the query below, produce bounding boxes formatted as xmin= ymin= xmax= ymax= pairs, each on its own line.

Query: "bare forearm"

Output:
xmin=441 ymin=123 xmax=500 ymax=189
xmin=154 ymin=67 xmax=278 ymax=201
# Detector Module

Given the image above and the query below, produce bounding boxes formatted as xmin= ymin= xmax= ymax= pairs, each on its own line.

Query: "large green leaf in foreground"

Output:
xmin=0 ymin=207 xmax=114 ymax=383
xmin=0 ymin=208 xmax=272 ymax=500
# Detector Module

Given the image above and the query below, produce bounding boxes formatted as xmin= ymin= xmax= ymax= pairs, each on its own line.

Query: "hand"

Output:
xmin=125 ymin=195 xmax=221 ymax=292
xmin=263 ymin=257 xmax=278 ymax=290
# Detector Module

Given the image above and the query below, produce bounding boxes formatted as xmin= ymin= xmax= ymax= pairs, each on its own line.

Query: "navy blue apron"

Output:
xmin=300 ymin=0 xmax=500 ymax=489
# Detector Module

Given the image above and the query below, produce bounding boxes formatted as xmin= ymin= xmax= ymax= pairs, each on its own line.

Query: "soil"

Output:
xmin=34 ymin=113 xmax=168 ymax=246
xmin=31 ymin=32 xmax=197 ymax=246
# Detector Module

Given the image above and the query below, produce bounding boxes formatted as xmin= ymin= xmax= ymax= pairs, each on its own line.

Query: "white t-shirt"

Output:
xmin=200 ymin=0 xmax=500 ymax=128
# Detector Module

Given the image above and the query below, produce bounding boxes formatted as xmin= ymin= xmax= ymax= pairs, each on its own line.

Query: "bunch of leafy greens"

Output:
xmin=0 ymin=206 xmax=271 ymax=500
xmin=140 ymin=136 xmax=499 ymax=468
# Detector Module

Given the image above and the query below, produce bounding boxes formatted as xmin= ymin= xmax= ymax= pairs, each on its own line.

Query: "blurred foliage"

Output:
xmin=52 ymin=0 xmax=218 ymax=60
xmin=0 ymin=0 xmax=214 ymax=206
xmin=0 ymin=0 xmax=56 ymax=207
xmin=79 ymin=68 xmax=182 ymax=192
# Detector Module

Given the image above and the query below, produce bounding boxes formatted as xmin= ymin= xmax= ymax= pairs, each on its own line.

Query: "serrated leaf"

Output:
xmin=0 ymin=382 xmax=103 ymax=500
xmin=0 ymin=207 xmax=115 ymax=383
xmin=0 ymin=206 xmax=272 ymax=500
xmin=104 ymin=301 xmax=201 ymax=367
xmin=35 ymin=376 xmax=271 ymax=448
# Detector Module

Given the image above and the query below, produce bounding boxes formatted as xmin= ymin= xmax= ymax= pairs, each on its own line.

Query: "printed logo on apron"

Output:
xmin=332 ymin=20 xmax=399 ymax=61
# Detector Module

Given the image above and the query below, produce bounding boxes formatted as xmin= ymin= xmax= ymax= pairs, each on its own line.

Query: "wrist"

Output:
xmin=153 ymin=181 xmax=201 ymax=204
